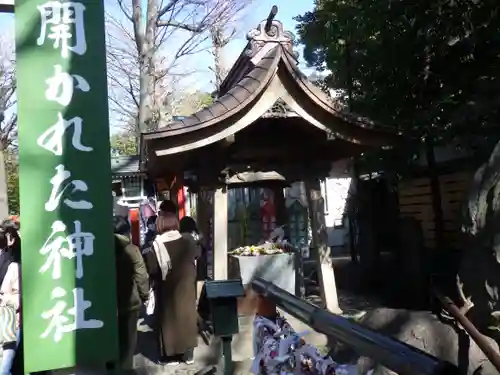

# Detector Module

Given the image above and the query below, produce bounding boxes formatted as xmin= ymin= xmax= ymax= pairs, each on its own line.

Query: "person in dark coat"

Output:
xmin=158 ymin=200 xmax=177 ymax=215
xmin=112 ymin=216 xmax=150 ymax=370
xmin=179 ymin=216 xmax=206 ymax=282
xmin=0 ymin=228 xmax=12 ymax=287
xmin=179 ymin=216 xmax=210 ymax=325
xmin=150 ymin=212 xmax=199 ymax=366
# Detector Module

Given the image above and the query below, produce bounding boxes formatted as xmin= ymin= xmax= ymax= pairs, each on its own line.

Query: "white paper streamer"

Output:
xmin=251 ymin=314 xmax=342 ymax=375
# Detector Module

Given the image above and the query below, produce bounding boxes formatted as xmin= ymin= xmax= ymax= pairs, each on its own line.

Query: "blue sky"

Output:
xmin=180 ymin=0 xmax=316 ymax=90
xmin=0 ymin=0 xmax=315 ymax=126
xmin=0 ymin=0 xmax=315 ymax=72
xmin=226 ymin=0 xmax=315 ymax=65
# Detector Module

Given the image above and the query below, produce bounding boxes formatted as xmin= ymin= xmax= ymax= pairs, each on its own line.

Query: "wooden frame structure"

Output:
xmin=140 ymin=8 xmax=397 ymax=311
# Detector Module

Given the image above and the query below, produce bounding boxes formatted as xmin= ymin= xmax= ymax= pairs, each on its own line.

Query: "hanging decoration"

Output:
xmin=251 ymin=314 xmax=353 ymax=375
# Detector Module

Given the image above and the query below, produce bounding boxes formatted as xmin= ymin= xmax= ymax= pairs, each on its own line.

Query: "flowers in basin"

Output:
xmin=229 ymin=241 xmax=294 ymax=256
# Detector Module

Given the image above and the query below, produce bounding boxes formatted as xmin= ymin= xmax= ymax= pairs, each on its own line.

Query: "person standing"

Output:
xmin=0 ymin=221 xmax=21 ymax=375
xmin=158 ymin=200 xmax=177 ymax=215
xmin=179 ymin=216 xmax=205 ymax=282
xmin=143 ymin=199 xmax=178 ymax=275
xmin=0 ymin=229 xmax=12 ymax=287
xmin=113 ymin=216 xmax=150 ymax=370
xmin=150 ymin=212 xmax=198 ymax=366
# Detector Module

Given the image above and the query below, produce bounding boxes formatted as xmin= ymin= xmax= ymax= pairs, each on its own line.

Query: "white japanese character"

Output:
xmin=37 ymin=1 xmax=87 ymax=58
xmin=46 ymin=65 xmax=90 ymax=106
xmin=37 ymin=113 xmax=93 ymax=156
xmin=39 ymin=220 xmax=95 ymax=280
xmin=45 ymin=165 xmax=93 ymax=212
xmin=41 ymin=287 xmax=103 ymax=342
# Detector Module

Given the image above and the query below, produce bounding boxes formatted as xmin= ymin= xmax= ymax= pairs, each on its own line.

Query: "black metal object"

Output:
xmin=251 ymin=278 xmax=459 ymax=375
xmin=206 ymin=279 xmax=244 ymax=337
xmin=265 ymin=5 xmax=278 ymax=33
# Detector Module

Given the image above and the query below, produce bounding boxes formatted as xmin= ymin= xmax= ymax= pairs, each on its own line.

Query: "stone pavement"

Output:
xmin=132 ymin=289 xmax=377 ymax=375
xmin=134 ymin=313 xmax=328 ymax=375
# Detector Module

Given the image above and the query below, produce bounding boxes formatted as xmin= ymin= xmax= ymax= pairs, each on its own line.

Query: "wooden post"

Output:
xmin=196 ymin=190 xmax=210 ymax=298
xmin=256 ymin=294 xmax=277 ymax=319
xmin=129 ymin=208 xmax=140 ymax=247
xmin=272 ymin=185 xmax=287 ymax=231
xmin=305 ymin=178 xmax=342 ymax=313
xmin=173 ymin=174 xmax=186 ymax=219
xmin=197 ymin=191 xmax=209 ymax=248
xmin=213 ymin=186 xmax=228 ymax=280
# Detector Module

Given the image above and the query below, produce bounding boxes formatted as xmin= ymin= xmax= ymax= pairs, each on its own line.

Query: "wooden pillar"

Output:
xmin=271 ymin=185 xmax=287 ymax=228
xmin=256 ymin=294 xmax=277 ymax=319
xmin=197 ymin=191 xmax=209 ymax=247
xmin=129 ymin=208 xmax=140 ymax=247
xmin=197 ymin=190 xmax=213 ymax=284
xmin=305 ymin=178 xmax=342 ymax=313
xmin=213 ymin=186 xmax=228 ymax=280
xmin=172 ymin=174 xmax=186 ymax=219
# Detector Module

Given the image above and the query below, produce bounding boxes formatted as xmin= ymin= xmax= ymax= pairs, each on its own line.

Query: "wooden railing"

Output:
xmin=251 ymin=278 xmax=459 ymax=375
xmin=433 ymin=290 xmax=500 ymax=372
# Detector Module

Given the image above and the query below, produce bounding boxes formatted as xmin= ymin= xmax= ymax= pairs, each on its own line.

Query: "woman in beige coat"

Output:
xmin=149 ymin=213 xmax=199 ymax=366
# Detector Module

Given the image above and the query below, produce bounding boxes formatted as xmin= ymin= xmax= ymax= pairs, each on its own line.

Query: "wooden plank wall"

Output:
xmin=398 ymin=171 xmax=472 ymax=249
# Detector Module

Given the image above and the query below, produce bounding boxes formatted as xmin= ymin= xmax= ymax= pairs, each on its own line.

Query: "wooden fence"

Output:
xmin=398 ymin=171 xmax=473 ymax=249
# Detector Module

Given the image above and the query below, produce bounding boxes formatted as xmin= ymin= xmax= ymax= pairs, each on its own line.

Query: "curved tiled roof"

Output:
xmin=143 ymin=45 xmax=281 ymax=140
xmin=142 ymin=16 xmax=395 ymax=143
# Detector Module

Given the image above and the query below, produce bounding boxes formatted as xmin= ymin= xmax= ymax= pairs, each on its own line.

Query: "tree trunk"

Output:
xmin=133 ymin=0 xmax=156 ymax=134
xmin=305 ymin=178 xmax=341 ymax=313
xmin=211 ymin=26 xmax=225 ymax=90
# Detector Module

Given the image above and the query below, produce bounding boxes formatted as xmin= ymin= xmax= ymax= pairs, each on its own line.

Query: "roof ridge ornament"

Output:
xmin=245 ymin=5 xmax=295 ymax=64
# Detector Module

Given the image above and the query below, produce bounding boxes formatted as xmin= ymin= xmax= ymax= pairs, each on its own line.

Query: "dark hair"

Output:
xmin=156 ymin=212 xmax=179 ymax=234
xmin=2 ymin=219 xmax=19 ymax=232
xmin=1 ymin=220 xmax=21 ymax=263
xmin=179 ymin=216 xmax=198 ymax=234
xmin=159 ymin=200 xmax=177 ymax=214
xmin=0 ymin=227 xmax=7 ymax=249
xmin=113 ymin=215 xmax=131 ymax=235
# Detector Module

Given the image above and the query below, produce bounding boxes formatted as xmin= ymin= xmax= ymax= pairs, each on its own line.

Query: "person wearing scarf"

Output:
xmin=0 ymin=221 xmax=21 ymax=375
xmin=149 ymin=212 xmax=199 ymax=366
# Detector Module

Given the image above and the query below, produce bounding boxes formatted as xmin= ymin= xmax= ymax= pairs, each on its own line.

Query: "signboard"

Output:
xmin=16 ymin=0 xmax=118 ymax=371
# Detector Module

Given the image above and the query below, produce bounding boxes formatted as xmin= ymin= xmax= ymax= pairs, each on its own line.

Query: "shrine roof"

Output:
xmin=111 ymin=155 xmax=141 ymax=176
xmin=141 ymin=9 xmax=398 ymax=156
xmin=147 ymin=44 xmax=282 ymax=138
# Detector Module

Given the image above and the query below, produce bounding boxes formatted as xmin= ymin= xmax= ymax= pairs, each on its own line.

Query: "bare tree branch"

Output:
xmin=156 ymin=19 xmax=203 ymax=31
xmin=0 ymin=39 xmax=17 ymax=150
xmin=107 ymin=0 xmax=254 ymax=134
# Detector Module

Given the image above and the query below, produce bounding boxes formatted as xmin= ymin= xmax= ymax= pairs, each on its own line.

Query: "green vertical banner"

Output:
xmin=16 ymin=0 xmax=118 ymax=372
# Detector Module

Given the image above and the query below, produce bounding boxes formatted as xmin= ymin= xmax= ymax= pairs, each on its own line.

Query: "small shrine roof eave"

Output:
xmin=142 ymin=45 xmax=282 ymax=141
xmin=141 ymin=47 xmax=399 ymax=147
xmin=140 ymin=14 xmax=401 ymax=163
